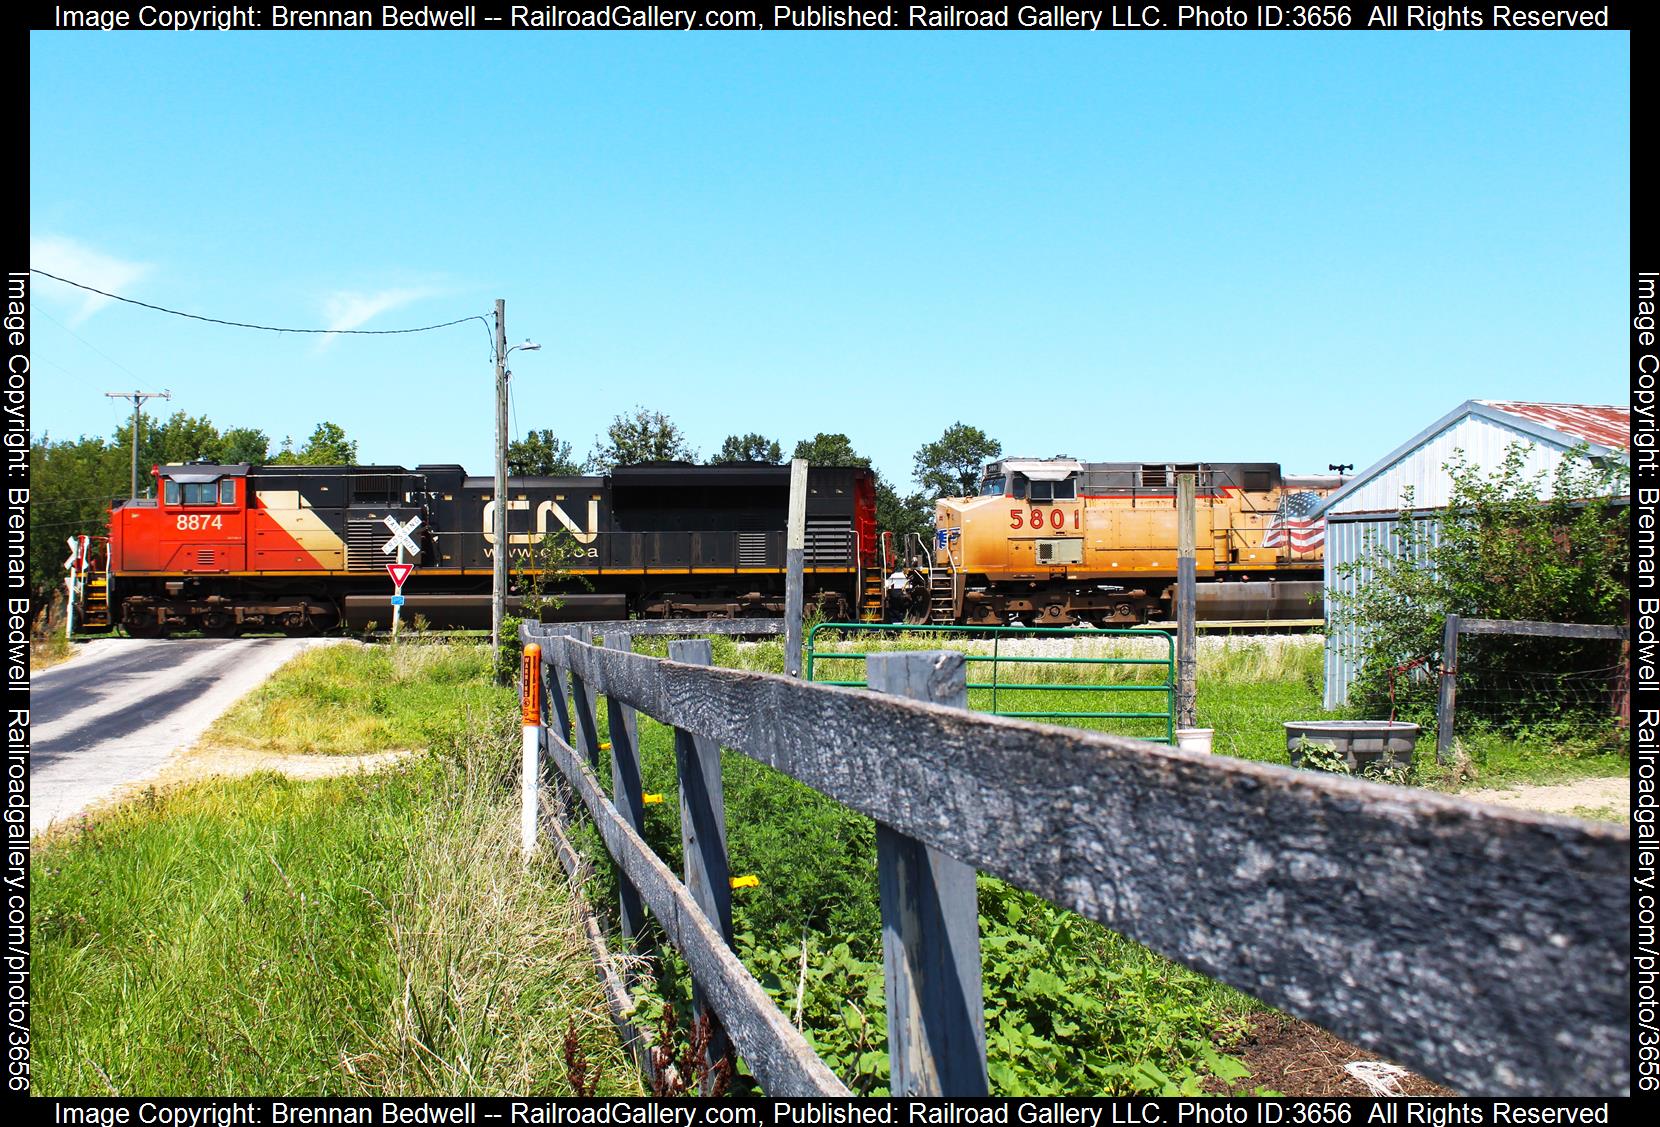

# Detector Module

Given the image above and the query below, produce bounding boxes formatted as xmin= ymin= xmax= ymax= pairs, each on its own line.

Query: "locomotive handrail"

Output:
xmin=519 ymin=621 xmax=1628 ymax=1096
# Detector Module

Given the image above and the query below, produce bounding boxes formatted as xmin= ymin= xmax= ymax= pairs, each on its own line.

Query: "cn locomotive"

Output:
xmin=891 ymin=457 xmax=1342 ymax=626
xmin=69 ymin=459 xmax=880 ymax=636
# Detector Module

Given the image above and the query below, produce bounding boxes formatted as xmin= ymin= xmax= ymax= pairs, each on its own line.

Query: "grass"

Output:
xmin=207 ymin=640 xmax=506 ymax=756
xmin=30 ymin=633 xmax=76 ymax=672
xmin=31 ymin=641 xmax=639 ymax=1097
xmin=1433 ymin=723 xmax=1629 ymax=790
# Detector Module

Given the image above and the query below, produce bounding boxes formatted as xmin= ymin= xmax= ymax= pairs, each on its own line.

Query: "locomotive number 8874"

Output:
xmin=74 ymin=459 xmax=880 ymax=636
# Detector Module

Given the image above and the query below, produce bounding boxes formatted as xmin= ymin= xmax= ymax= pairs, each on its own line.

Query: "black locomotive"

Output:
xmin=84 ymin=460 xmax=881 ymax=635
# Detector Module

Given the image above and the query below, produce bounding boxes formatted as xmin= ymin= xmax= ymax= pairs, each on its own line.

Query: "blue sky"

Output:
xmin=29 ymin=30 xmax=1629 ymax=487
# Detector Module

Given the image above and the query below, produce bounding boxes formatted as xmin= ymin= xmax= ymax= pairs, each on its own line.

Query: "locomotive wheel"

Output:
xmin=125 ymin=619 xmax=164 ymax=639
xmin=198 ymin=612 xmax=237 ymax=638
xmin=277 ymin=610 xmax=317 ymax=637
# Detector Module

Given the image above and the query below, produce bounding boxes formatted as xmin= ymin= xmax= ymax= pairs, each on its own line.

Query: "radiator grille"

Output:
xmin=347 ymin=521 xmax=385 ymax=571
xmin=805 ymin=518 xmax=853 ymax=566
xmin=738 ymin=532 xmax=769 ymax=567
xmin=196 ymin=550 xmax=215 ymax=567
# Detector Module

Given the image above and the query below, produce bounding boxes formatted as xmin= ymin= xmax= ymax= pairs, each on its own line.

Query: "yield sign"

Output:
xmin=387 ymin=562 xmax=413 ymax=589
xmin=381 ymin=513 xmax=422 ymax=557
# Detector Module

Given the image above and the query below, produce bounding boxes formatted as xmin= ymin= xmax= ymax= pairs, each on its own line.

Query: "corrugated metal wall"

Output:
xmin=1327 ymin=413 xmax=1586 ymax=517
xmin=1323 ymin=513 xmax=1442 ymax=709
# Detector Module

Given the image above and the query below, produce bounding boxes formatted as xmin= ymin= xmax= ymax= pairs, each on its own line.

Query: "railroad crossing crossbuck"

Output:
xmin=381 ymin=513 xmax=422 ymax=557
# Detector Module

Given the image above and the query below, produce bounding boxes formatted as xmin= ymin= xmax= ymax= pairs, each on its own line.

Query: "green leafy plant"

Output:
xmin=1328 ymin=442 xmax=1627 ymax=727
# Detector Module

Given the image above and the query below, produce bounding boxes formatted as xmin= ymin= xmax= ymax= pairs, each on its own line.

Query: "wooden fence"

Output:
xmin=520 ymin=620 xmax=1629 ymax=1097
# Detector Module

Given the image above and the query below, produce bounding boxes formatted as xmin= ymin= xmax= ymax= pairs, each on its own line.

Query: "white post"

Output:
xmin=785 ymin=458 xmax=808 ymax=677
xmin=520 ymin=642 xmax=543 ymax=859
xmin=64 ymin=536 xmax=81 ymax=638
xmin=391 ymin=545 xmax=404 ymax=640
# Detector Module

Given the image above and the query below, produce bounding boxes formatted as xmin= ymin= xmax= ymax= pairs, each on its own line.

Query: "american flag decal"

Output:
xmin=1264 ymin=490 xmax=1326 ymax=552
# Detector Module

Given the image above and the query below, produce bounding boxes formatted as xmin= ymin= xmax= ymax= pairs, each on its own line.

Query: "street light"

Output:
xmin=492 ymin=298 xmax=542 ymax=661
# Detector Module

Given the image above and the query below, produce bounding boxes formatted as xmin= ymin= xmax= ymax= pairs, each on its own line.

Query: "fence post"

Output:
xmin=786 ymin=457 xmax=808 ymax=678
xmin=540 ymin=637 xmax=577 ymax=827
xmin=603 ymin=633 xmax=647 ymax=945
xmin=668 ymin=638 xmax=736 ymax=1086
xmin=1437 ymin=613 xmax=1461 ymax=765
xmin=520 ymin=643 xmax=543 ymax=860
xmin=570 ymin=629 xmax=603 ymax=773
xmin=1176 ymin=472 xmax=1197 ymax=729
xmin=868 ymin=651 xmax=988 ymax=1097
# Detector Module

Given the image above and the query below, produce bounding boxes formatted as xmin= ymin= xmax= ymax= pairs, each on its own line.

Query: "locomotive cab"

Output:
xmin=116 ymin=463 xmax=250 ymax=574
xmin=977 ymin=460 xmax=1080 ymax=502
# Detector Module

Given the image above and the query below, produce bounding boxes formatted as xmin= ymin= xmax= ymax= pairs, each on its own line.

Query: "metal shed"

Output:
xmin=1316 ymin=399 xmax=1629 ymax=709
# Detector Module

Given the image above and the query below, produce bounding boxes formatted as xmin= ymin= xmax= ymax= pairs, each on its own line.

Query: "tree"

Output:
xmin=587 ymin=407 xmax=695 ymax=472
xmin=114 ymin=410 xmax=223 ymax=475
xmin=790 ymin=433 xmax=869 ymax=468
xmin=28 ymin=432 xmax=125 ymax=629
xmin=1328 ymin=444 xmax=1628 ymax=724
xmin=789 ymin=434 xmax=932 ymax=543
xmin=877 ymin=480 xmax=932 ymax=543
xmin=509 ymin=429 xmax=583 ymax=476
xmin=714 ymin=433 xmax=783 ymax=464
xmin=219 ymin=427 xmax=271 ymax=464
xmin=272 ymin=421 xmax=358 ymax=465
xmin=913 ymin=422 xmax=1000 ymax=500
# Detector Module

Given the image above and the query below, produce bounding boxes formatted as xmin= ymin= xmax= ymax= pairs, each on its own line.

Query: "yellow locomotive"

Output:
xmin=903 ymin=458 xmax=1343 ymax=626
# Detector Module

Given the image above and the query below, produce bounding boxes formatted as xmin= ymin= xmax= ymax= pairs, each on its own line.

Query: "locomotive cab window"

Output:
xmin=1027 ymin=477 xmax=1075 ymax=502
xmin=164 ymin=479 xmax=227 ymax=505
xmin=980 ymin=476 xmax=1006 ymax=497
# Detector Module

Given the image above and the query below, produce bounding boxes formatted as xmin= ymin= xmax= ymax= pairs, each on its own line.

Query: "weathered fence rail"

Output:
xmin=521 ymin=621 xmax=1629 ymax=1097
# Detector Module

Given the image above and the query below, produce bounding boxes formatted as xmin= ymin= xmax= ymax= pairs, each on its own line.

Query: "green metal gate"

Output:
xmin=805 ymin=622 xmax=1176 ymax=744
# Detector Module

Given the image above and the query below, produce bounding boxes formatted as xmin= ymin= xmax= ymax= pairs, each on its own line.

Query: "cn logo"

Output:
xmin=482 ymin=498 xmax=599 ymax=545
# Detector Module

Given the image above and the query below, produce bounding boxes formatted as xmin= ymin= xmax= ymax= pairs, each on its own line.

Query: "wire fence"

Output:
xmin=1448 ymin=634 xmax=1626 ymax=756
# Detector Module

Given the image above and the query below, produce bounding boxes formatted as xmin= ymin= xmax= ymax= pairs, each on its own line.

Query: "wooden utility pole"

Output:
xmin=1176 ymin=472 xmax=1197 ymax=729
xmin=785 ymin=457 xmax=808 ymax=677
xmin=105 ymin=390 xmax=170 ymax=498
xmin=491 ymin=299 xmax=509 ymax=659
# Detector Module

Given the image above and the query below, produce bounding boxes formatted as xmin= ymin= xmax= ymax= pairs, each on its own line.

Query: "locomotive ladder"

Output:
xmin=859 ymin=571 xmax=885 ymax=622
xmin=927 ymin=570 xmax=957 ymax=625
xmin=81 ymin=575 xmax=112 ymax=629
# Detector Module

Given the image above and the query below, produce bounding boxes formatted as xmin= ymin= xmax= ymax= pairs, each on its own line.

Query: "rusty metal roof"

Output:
xmin=1479 ymin=401 xmax=1630 ymax=451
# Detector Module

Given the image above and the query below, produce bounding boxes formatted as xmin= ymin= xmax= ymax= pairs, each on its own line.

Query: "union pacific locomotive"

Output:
xmin=70 ymin=460 xmax=880 ymax=636
xmin=892 ymin=458 xmax=1343 ymax=627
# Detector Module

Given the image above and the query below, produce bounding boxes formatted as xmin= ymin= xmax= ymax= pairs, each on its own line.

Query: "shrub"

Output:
xmin=1328 ymin=443 xmax=1626 ymax=724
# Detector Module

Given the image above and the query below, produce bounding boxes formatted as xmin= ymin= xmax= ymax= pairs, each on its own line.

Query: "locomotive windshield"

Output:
xmin=164 ymin=480 xmax=230 ymax=505
xmin=1027 ymin=477 xmax=1075 ymax=502
xmin=979 ymin=476 xmax=1005 ymax=497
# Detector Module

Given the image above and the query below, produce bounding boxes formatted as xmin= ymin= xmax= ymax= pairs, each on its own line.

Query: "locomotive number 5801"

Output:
xmin=1009 ymin=508 xmax=1079 ymax=530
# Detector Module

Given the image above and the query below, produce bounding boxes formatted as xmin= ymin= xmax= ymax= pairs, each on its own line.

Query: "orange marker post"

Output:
xmin=520 ymin=643 xmax=543 ymax=858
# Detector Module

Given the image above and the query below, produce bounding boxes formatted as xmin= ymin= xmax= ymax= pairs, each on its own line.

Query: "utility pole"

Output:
xmin=492 ymin=299 xmax=509 ymax=659
xmin=105 ymin=390 xmax=170 ymax=498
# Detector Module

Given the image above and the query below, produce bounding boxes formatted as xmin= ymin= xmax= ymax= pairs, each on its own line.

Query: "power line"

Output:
xmin=35 ymin=307 xmax=150 ymax=383
xmin=32 ymin=269 xmax=489 ymax=337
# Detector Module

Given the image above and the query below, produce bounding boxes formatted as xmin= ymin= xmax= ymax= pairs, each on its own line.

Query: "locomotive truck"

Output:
xmin=890 ymin=457 xmax=1342 ymax=627
xmin=68 ymin=459 xmax=880 ymax=636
